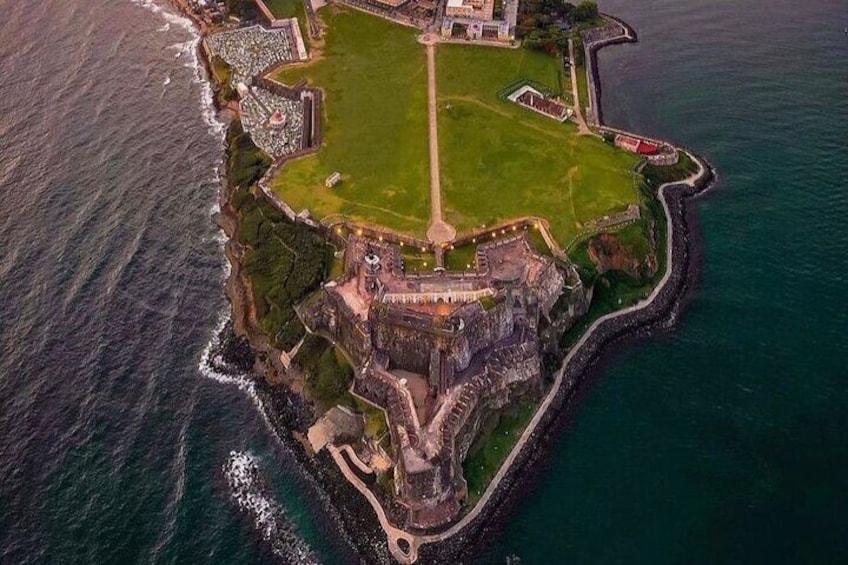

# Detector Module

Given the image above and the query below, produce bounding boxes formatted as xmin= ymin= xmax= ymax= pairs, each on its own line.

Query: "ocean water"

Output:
xmin=0 ymin=1 xmax=846 ymax=564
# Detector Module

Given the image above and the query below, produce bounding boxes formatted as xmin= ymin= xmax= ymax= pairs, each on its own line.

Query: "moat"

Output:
xmin=178 ymin=0 xmax=712 ymax=561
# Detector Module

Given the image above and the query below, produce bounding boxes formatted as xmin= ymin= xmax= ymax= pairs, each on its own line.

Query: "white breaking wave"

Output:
xmin=224 ymin=451 xmax=321 ymax=563
xmin=130 ymin=0 xmax=228 ymax=272
xmin=129 ymin=0 xmax=224 ymax=138
xmin=198 ymin=310 xmax=256 ymax=392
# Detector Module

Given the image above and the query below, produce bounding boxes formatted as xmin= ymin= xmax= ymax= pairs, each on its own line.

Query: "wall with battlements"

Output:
xmin=370 ymin=298 xmax=514 ymax=378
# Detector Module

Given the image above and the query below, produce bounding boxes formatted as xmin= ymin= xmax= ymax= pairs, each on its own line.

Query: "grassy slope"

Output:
xmin=264 ymin=0 xmax=302 ymax=19
xmin=271 ymin=8 xmax=430 ymax=235
xmin=463 ymin=401 xmax=535 ymax=505
xmin=436 ymin=44 xmax=640 ymax=246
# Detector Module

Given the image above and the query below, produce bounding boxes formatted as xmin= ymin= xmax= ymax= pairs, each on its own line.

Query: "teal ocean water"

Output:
xmin=482 ymin=0 xmax=848 ymax=562
xmin=0 ymin=0 xmax=846 ymax=563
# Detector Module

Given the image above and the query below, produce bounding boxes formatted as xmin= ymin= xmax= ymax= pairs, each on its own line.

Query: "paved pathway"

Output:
xmin=420 ymin=34 xmax=456 ymax=244
xmin=568 ymin=38 xmax=591 ymax=136
xmin=328 ymin=445 xmax=419 ymax=563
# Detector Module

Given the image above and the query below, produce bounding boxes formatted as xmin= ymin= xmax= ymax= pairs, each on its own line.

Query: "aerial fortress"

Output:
xmin=180 ymin=0 xmax=713 ymax=561
xmin=308 ymin=232 xmax=588 ymax=529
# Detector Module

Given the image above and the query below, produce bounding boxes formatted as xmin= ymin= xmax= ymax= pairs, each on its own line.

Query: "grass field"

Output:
xmin=267 ymin=9 xmax=641 ymax=245
xmin=271 ymin=8 xmax=430 ymax=235
xmin=263 ymin=0 xmax=303 ymax=19
xmin=436 ymin=44 xmax=641 ymax=245
xmin=575 ymin=62 xmax=590 ymax=115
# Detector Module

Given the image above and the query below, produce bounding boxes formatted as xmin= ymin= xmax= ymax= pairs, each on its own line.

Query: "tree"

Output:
xmin=574 ymin=1 xmax=598 ymax=23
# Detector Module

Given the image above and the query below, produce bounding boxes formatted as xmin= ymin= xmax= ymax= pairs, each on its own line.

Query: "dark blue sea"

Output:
xmin=1 ymin=0 xmax=846 ymax=563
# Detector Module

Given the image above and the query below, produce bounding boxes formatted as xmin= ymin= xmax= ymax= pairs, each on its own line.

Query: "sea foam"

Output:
xmin=224 ymin=451 xmax=321 ymax=563
xmin=130 ymin=0 xmax=224 ymax=138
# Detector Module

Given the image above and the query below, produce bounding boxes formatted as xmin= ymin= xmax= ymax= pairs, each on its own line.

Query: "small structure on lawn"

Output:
xmin=614 ymin=133 xmax=680 ymax=165
xmin=325 ymin=171 xmax=342 ymax=188
xmin=507 ymin=84 xmax=573 ymax=123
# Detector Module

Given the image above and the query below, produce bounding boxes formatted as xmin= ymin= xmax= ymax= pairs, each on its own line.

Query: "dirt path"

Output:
xmin=568 ymin=38 xmax=591 ymax=136
xmin=420 ymin=35 xmax=456 ymax=244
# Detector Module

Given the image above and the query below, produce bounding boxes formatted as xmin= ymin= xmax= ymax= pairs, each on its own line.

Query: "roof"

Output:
xmin=446 ymin=0 xmax=465 ymax=7
xmin=636 ymin=140 xmax=660 ymax=155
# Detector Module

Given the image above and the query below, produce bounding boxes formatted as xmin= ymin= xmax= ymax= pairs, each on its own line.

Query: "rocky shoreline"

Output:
xmin=186 ymin=3 xmax=716 ymax=561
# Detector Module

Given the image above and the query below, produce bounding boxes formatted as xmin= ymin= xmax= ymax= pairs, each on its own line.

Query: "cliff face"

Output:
xmin=588 ymin=232 xmax=658 ymax=279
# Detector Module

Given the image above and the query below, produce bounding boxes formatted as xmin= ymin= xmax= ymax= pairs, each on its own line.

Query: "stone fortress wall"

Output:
xmin=301 ymin=231 xmax=592 ymax=532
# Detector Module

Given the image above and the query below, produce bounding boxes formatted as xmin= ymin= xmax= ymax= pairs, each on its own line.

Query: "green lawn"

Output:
xmin=436 ymin=44 xmax=641 ymax=246
xmin=444 ymin=243 xmax=477 ymax=271
xmin=575 ymin=62 xmax=590 ymax=115
xmin=271 ymin=8 xmax=430 ymax=236
xmin=268 ymin=9 xmax=641 ymax=245
xmin=263 ymin=0 xmax=303 ymax=19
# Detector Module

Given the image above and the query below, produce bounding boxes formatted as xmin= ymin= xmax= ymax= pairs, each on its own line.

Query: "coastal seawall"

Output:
xmin=585 ymin=13 xmax=637 ymax=126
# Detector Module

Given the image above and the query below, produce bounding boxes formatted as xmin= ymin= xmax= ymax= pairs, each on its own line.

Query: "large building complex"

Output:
xmin=303 ymin=233 xmax=590 ymax=529
xmin=440 ymin=0 xmax=517 ymax=42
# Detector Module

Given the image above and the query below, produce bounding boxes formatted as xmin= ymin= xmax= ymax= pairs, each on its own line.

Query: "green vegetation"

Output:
xmin=295 ymin=334 xmax=355 ymax=410
xmin=224 ymin=0 xmax=260 ymax=20
xmin=328 ymin=251 xmax=345 ymax=280
xmin=574 ymin=1 xmax=599 ymax=25
xmin=263 ymin=0 xmax=303 ymax=19
xmin=616 ymin=221 xmax=652 ymax=257
xmin=437 ymin=44 xmax=641 ymax=246
xmin=642 ymin=151 xmax=697 ymax=188
xmin=526 ymin=227 xmax=554 ymax=257
xmin=261 ymin=9 xmax=640 ymax=248
xmin=354 ymin=397 xmax=389 ymax=439
xmin=558 ymin=149 xmax=700 ymax=350
xmin=227 ymin=120 xmax=272 ymax=189
xmin=210 ymin=55 xmax=237 ymax=105
xmin=517 ymin=0 xmax=601 ymax=54
xmin=231 ymin=171 xmax=332 ymax=351
xmin=574 ymin=61 xmax=589 ymax=115
xmin=463 ymin=401 xmax=536 ymax=505
xmin=478 ymin=295 xmax=498 ymax=311
xmin=400 ymin=248 xmax=436 ymax=273
xmin=271 ymin=8 xmax=430 ymax=236
xmin=444 ymin=243 xmax=477 ymax=271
